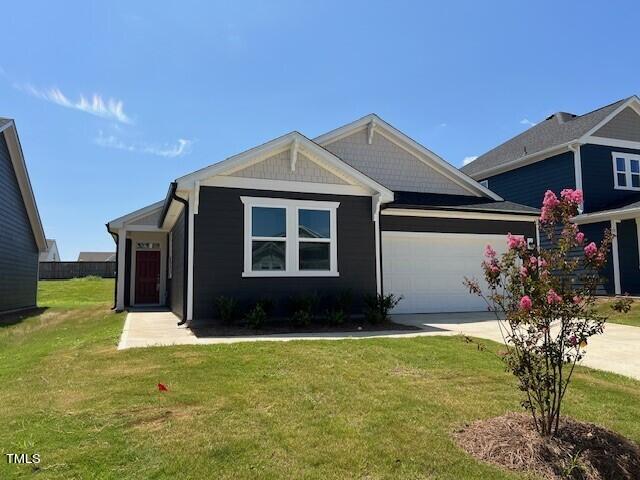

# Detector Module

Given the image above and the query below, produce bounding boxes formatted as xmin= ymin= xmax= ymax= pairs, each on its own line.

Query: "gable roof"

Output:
xmin=315 ymin=114 xmax=502 ymax=200
xmin=78 ymin=252 xmax=116 ymax=262
xmin=462 ymin=96 xmax=640 ymax=179
xmin=108 ymin=200 xmax=165 ymax=229
xmin=175 ymin=130 xmax=395 ymax=202
xmin=0 ymin=118 xmax=47 ymax=251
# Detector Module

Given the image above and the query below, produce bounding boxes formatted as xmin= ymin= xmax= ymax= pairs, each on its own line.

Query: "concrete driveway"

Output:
xmin=392 ymin=312 xmax=640 ymax=381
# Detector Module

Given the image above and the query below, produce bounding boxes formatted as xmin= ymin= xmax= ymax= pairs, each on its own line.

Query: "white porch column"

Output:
xmin=186 ymin=191 xmax=195 ymax=321
xmin=116 ymin=228 xmax=127 ymax=311
xmin=611 ymin=220 xmax=621 ymax=295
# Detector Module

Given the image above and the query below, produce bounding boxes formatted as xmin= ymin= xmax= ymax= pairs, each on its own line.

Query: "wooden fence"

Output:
xmin=39 ymin=262 xmax=117 ymax=280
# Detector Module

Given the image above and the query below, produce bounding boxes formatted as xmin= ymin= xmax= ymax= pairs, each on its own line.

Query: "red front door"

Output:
xmin=135 ymin=251 xmax=161 ymax=304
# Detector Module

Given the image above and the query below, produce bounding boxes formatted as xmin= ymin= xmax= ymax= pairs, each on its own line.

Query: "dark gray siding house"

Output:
xmin=108 ymin=114 xmax=539 ymax=324
xmin=0 ymin=118 xmax=47 ymax=314
xmin=462 ymin=96 xmax=640 ymax=296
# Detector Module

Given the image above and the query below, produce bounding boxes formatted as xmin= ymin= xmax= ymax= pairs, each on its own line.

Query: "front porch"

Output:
xmin=108 ymin=201 xmax=171 ymax=311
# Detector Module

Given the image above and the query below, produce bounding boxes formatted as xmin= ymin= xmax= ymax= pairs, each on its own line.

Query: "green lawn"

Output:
xmin=1 ymin=279 xmax=639 ymax=479
xmin=596 ymin=297 xmax=640 ymax=327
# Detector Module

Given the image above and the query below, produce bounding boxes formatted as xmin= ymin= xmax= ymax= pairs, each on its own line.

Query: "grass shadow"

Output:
xmin=0 ymin=307 xmax=48 ymax=328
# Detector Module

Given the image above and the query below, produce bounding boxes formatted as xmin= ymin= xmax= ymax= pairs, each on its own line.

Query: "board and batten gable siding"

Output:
xmin=482 ymin=151 xmax=575 ymax=209
xmin=192 ymin=186 xmax=377 ymax=321
xmin=0 ymin=133 xmax=39 ymax=312
xmin=580 ymin=144 xmax=640 ymax=213
xmin=169 ymin=209 xmax=185 ymax=319
xmin=380 ymin=214 xmax=537 ymax=239
xmin=322 ymin=129 xmax=471 ymax=195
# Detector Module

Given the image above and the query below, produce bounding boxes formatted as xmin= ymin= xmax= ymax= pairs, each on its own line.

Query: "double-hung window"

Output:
xmin=613 ymin=152 xmax=640 ymax=190
xmin=241 ymin=197 xmax=339 ymax=277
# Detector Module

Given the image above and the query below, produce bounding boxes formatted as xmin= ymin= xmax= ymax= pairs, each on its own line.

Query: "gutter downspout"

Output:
xmin=106 ymin=223 xmax=118 ymax=310
xmin=169 ymin=182 xmax=189 ymax=326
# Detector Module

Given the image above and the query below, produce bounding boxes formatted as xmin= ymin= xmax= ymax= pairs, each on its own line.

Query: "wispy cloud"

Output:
xmin=520 ymin=118 xmax=537 ymax=127
xmin=95 ymin=131 xmax=192 ymax=158
xmin=15 ymin=83 xmax=132 ymax=124
xmin=462 ymin=155 xmax=478 ymax=166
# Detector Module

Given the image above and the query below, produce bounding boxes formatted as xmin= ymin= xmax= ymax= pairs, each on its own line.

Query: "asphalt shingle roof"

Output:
xmin=461 ymin=98 xmax=631 ymax=177
xmin=387 ymin=191 xmax=539 ymax=215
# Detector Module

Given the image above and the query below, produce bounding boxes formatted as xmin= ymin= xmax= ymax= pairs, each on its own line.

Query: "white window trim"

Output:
xmin=240 ymin=196 xmax=339 ymax=277
xmin=612 ymin=152 xmax=640 ymax=191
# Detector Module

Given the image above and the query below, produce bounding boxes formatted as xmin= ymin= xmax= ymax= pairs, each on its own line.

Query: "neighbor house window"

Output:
xmin=613 ymin=152 xmax=640 ymax=190
xmin=241 ymin=197 xmax=339 ymax=277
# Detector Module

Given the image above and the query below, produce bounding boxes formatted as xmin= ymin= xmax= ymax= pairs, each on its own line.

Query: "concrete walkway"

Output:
xmin=118 ymin=311 xmax=640 ymax=381
xmin=117 ymin=311 xmax=456 ymax=350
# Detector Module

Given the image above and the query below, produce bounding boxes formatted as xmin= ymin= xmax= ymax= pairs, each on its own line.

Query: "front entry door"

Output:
xmin=135 ymin=251 xmax=161 ymax=304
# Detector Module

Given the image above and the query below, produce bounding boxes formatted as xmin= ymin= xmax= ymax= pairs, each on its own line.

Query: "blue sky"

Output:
xmin=2 ymin=1 xmax=639 ymax=259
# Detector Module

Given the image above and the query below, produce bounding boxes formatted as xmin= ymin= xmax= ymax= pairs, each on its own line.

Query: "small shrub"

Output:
xmin=323 ymin=290 xmax=353 ymax=326
xmin=257 ymin=297 xmax=275 ymax=316
xmin=335 ymin=290 xmax=353 ymax=317
xmin=364 ymin=293 xmax=403 ymax=323
xmin=245 ymin=303 xmax=267 ymax=329
xmin=215 ymin=296 xmax=238 ymax=323
xmin=289 ymin=293 xmax=318 ymax=327
xmin=611 ymin=295 xmax=633 ymax=314
xmin=324 ymin=308 xmax=347 ymax=325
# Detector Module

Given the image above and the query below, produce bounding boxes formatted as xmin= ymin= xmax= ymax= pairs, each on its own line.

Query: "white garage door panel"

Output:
xmin=382 ymin=232 xmax=508 ymax=314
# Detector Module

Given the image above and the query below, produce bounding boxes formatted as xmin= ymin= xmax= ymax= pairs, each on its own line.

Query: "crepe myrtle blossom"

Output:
xmin=519 ymin=266 xmax=528 ymax=278
xmin=560 ymin=188 xmax=584 ymax=205
xmin=546 ymin=289 xmax=562 ymax=305
xmin=584 ymin=242 xmax=598 ymax=258
xmin=576 ymin=231 xmax=585 ymax=245
xmin=484 ymin=244 xmax=497 ymax=259
xmin=519 ymin=295 xmax=533 ymax=311
xmin=507 ymin=233 xmax=526 ymax=250
xmin=573 ymin=295 xmax=583 ymax=304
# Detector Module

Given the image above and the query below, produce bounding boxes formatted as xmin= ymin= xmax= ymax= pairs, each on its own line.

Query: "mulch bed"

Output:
xmin=190 ymin=318 xmax=419 ymax=337
xmin=454 ymin=412 xmax=640 ymax=480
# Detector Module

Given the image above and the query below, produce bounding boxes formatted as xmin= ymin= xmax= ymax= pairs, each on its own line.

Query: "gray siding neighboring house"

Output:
xmin=39 ymin=239 xmax=60 ymax=262
xmin=108 ymin=114 xmax=539 ymax=324
xmin=462 ymin=96 xmax=640 ymax=296
xmin=0 ymin=119 xmax=47 ymax=314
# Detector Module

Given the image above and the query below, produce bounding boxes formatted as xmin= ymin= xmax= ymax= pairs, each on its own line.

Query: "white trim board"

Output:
xmin=1 ymin=122 xmax=47 ymax=251
xmin=108 ymin=200 xmax=165 ymax=229
xmin=573 ymin=207 xmax=640 ymax=224
xmin=314 ymin=113 xmax=502 ymax=201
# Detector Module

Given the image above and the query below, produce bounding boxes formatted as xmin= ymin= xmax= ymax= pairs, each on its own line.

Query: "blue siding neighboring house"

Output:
xmin=462 ymin=96 xmax=640 ymax=296
xmin=0 ymin=119 xmax=47 ymax=314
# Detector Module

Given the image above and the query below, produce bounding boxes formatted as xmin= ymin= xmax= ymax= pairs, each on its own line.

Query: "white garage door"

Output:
xmin=382 ymin=232 xmax=508 ymax=314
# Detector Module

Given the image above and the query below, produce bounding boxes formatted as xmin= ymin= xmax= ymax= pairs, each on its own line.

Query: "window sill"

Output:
xmin=614 ymin=185 xmax=640 ymax=191
xmin=242 ymin=271 xmax=340 ymax=278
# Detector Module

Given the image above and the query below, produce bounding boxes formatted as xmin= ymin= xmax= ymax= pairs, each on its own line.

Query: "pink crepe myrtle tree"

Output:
xmin=464 ymin=189 xmax=613 ymax=437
